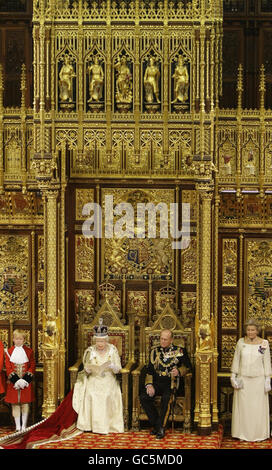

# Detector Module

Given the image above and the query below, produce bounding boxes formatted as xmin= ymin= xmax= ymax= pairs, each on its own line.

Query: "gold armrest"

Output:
xmin=68 ymin=358 xmax=82 ymax=373
xmin=132 ymin=362 xmax=146 ymax=376
xmin=185 ymin=372 xmax=192 ymax=379
xmin=121 ymin=359 xmax=136 ymax=374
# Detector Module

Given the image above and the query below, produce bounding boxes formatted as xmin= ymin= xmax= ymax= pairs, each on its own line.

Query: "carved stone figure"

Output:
xmin=245 ymin=149 xmax=255 ymax=176
xmin=172 ymin=55 xmax=189 ymax=103
xmin=59 ymin=56 xmax=75 ymax=104
xmin=114 ymin=56 xmax=133 ymax=104
xmin=144 ymin=57 xmax=160 ymax=104
xmin=88 ymin=56 xmax=104 ymax=102
xmin=223 ymin=154 xmax=232 ymax=175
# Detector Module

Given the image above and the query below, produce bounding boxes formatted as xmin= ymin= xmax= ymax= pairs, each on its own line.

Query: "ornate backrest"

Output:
xmin=144 ymin=302 xmax=193 ymax=364
xmin=78 ymin=298 xmax=130 ymax=368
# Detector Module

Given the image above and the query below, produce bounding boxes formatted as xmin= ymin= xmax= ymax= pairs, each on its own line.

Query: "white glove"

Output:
xmin=109 ymin=363 xmax=120 ymax=374
xmin=265 ymin=377 xmax=271 ymax=393
xmin=14 ymin=380 xmax=21 ymax=390
xmin=21 ymin=379 xmax=29 ymax=388
xmin=230 ymin=373 xmax=240 ymax=389
xmin=84 ymin=366 xmax=92 ymax=375
xmin=14 ymin=378 xmax=28 ymax=389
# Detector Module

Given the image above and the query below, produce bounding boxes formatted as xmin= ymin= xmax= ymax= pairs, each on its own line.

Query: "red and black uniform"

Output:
xmin=5 ymin=345 xmax=35 ymax=404
xmin=0 ymin=341 xmax=5 ymax=394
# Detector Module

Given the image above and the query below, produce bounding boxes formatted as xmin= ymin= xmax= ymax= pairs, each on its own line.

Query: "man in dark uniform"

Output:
xmin=140 ymin=329 xmax=191 ymax=439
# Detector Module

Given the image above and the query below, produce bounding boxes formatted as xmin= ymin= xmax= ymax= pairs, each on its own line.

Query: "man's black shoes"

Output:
xmin=149 ymin=426 xmax=165 ymax=438
xmin=150 ymin=428 xmax=157 ymax=435
xmin=155 ymin=427 xmax=165 ymax=439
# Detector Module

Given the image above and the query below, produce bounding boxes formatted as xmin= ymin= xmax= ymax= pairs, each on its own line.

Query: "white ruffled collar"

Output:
xmin=10 ymin=346 xmax=29 ymax=364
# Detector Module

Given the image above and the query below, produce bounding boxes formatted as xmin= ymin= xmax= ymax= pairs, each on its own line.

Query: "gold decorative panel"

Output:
xmin=38 ymin=290 xmax=45 ymax=324
xmin=101 ymin=188 xmax=174 ymax=280
xmin=0 ymin=329 xmax=9 ymax=349
xmin=221 ymin=295 xmax=237 ymax=330
xmin=38 ymin=235 xmax=44 ymax=282
xmin=181 ymin=237 xmax=197 ymax=284
xmin=242 ymin=195 xmax=263 ymax=225
xmin=0 ymin=192 xmax=43 ymax=224
xmin=127 ymin=291 xmax=147 ymax=314
xmin=221 ymin=335 xmax=237 ymax=370
xmin=0 ymin=235 xmax=30 ymax=320
xmin=265 ymin=196 xmax=272 ymax=224
xmin=246 ymin=239 xmax=272 ymax=328
xmin=5 ymin=135 xmax=21 ymax=174
xmin=154 ymin=290 xmax=167 ymax=316
xmin=37 ymin=330 xmax=43 ymax=363
xmin=219 ymin=194 xmax=239 ymax=226
xmin=182 ymin=190 xmax=197 ymax=223
xmin=222 ymin=239 xmax=237 ymax=287
xmin=181 ymin=291 xmax=196 ymax=330
xmin=75 ymin=289 xmax=96 ymax=323
xmin=75 ymin=235 xmax=94 ymax=282
xmin=76 ymin=188 xmax=94 ymax=221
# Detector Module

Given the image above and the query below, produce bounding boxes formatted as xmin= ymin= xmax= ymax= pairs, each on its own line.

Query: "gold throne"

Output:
xmin=132 ymin=301 xmax=193 ymax=433
xmin=69 ymin=284 xmax=136 ymax=431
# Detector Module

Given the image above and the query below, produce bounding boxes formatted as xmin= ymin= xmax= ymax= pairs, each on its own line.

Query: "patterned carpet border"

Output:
xmin=0 ymin=425 xmax=223 ymax=449
xmin=3 ymin=425 xmax=272 ymax=449
xmin=35 ymin=426 xmax=224 ymax=449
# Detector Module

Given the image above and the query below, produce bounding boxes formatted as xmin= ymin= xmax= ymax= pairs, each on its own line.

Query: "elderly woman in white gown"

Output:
xmin=231 ymin=319 xmax=271 ymax=441
xmin=72 ymin=319 xmax=124 ymax=434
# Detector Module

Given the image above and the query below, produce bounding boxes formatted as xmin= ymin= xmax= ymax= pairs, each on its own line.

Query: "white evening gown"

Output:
xmin=231 ymin=338 xmax=271 ymax=441
xmin=72 ymin=343 xmax=124 ymax=434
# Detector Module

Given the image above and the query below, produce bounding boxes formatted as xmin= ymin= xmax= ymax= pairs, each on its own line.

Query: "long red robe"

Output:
xmin=5 ymin=345 xmax=35 ymax=404
xmin=0 ymin=341 xmax=5 ymax=394
xmin=0 ymin=390 xmax=78 ymax=449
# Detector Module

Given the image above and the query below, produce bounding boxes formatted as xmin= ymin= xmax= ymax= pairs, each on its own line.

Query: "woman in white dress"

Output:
xmin=72 ymin=319 xmax=124 ymax=434
xmin=231 ymin=319 xmax=271 ymax=441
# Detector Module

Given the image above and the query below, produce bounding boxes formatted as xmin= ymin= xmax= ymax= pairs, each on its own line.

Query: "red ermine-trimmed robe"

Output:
xmin=5 ymin=345 xmax=35 ymax=404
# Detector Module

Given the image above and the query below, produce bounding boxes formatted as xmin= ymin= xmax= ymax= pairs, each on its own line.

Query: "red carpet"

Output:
xmin=221 ymin=436 xmax=272 ymax=449
xmin=2 ymin=424 xmax=272 ymax=448
xmin=0 ymin=426 xmax=223 ymax=449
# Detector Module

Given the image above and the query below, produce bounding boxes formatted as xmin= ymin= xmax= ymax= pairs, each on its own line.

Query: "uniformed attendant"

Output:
xmin=140 ymin=329 xmax=191 ymax=439
xmin=5 ymin=329 xmax=35 ymax=432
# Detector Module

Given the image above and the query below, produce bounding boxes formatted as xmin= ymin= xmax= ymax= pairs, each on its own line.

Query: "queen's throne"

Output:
xmin=69 ymin=282 xmax=136 ymax=430
xmin=132 ymin=299 xmax=193 ymax=433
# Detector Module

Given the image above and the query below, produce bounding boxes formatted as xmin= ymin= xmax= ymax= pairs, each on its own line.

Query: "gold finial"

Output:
xmin=159 ymin=285 xmax=176 ymax=303
xmin=259 ymin=64 xmax=266 ymax=111
xmin=21 ymin=64 xmax=27 ymax=109
xmin=237 ymin=64 xmax=243 ymax=110
xmin=0 ymin=64 xmax=3 ymax=111
xmin=99 ymin=281 xmax=116 ymax=299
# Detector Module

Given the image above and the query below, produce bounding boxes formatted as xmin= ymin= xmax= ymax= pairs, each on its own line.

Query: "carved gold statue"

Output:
xmin=172 ymin=55 xmax=189 ymax=103
xmin=59 ymin=56 xmax=75 ymax=106
xmin=195 ymin=317 xmax=214 ymax=351
xmin=43 ymin=310 xmax=60 ymax=350
xmin=88 ymin=56 xmax=104 ymax=103
xmin=144 ymin=57 xmax=161 ymax=104
xmin=114 ymin=56 xmax=133 ymax=105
